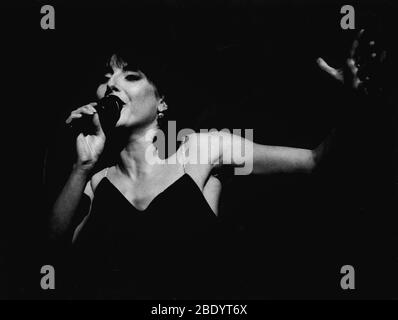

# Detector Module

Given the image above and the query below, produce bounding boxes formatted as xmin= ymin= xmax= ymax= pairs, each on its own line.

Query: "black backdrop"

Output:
xmin=2 ymin=0 xmax=397 ymax=299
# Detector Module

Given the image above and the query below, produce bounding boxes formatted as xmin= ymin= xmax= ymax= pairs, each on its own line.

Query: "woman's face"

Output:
xmin=96 ymin=56 xmax=160 ymax=129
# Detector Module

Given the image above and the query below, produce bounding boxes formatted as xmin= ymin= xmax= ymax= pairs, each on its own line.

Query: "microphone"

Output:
xmin=70 ymin=95 xmax=124 ymax=135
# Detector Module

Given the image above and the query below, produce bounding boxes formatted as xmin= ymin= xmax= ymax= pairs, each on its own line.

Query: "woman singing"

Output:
xmin=49 ymin=30 xmax=379 ymax=299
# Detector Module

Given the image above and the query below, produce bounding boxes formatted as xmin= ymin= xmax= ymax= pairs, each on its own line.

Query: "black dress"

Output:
xmin=72 ymin=173 xmax=232 ymax=299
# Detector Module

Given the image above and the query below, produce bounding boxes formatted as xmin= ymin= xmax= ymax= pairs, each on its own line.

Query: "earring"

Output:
xmin=158 ymin=98 xmax=168 ymax=112
xmin=158 ymin=112 xmax=164 ymax=119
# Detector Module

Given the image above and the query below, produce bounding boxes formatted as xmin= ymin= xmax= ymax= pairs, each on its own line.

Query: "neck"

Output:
xmin=117 ymin=123 xmax=163 ymax=179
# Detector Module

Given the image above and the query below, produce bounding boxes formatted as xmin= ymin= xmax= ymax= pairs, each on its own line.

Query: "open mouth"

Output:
xmin=105 ymin=94 xmax=127 ymax=111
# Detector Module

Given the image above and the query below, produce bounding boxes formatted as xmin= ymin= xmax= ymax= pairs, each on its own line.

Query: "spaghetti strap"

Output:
xmin=180 ymin=136 xmax=188 ymax=173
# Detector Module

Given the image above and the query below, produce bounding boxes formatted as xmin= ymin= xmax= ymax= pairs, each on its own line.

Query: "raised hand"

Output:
xmin=317 ymin=29 xmax=387 ymax=95
xmin=66 ymin=103 xmax=106 ymax=171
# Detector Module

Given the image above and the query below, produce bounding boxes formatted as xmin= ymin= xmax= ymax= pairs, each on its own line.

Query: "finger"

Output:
xmin=317 ymin=57 xmax=343 ymax=81
xmin=65 ymin=113 xmax=82 ymax=124
xmin=87 ymin=105 xmax=97 ymax=113
xmin=86 ymin=102 xmax=98 ymax=113
xmin=68 ymin=106 xmax=94 ymax=123
xmin=350 ymin=40 xmax=359 ymax=59
xmin=74 ymin=103 xmax=97 ymax=113
xmin=346 ymin=58 xmax=362 ymax=89
xmin=75 ymin=106 xmax=95 ymax=115
xmin=346 ymin=58 xmax=358 ymax=75
xmin=357 ymin=28 xmax=365 ymax=39
xmin=82 ymin=105 xmax=95 ymax=113
xmin=350 ymin=28 xmax=365 ymax=59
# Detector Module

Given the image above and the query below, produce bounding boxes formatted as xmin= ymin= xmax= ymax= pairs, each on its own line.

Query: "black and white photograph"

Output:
xmin=1 ymin=0 xmax=397 ymax=303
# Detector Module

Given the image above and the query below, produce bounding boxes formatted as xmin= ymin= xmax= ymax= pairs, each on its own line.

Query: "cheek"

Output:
xmin=96 ymin=84 xmax=107 ymax=99
xmin=125 ymin=85 xmax=147 ymax=101
xmin=119 ymin=103 xmax=154 ymax=123
xmin=138 ymin=101 xmax=158 ymax=120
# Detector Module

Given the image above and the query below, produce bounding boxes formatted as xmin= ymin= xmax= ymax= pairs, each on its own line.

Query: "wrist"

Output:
xmin=72 ymin=162 xmax=95 ymax=177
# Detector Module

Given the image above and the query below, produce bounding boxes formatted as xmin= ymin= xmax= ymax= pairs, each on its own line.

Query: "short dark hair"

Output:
xmin=101 ymin=47 xmax=167 ymax=99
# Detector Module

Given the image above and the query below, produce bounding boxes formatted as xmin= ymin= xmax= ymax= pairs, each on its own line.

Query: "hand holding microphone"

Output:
xmin=65 ymin=95 xmax=123 ymax=171
xmin=66 ymin=95 xmax=124 ymax=135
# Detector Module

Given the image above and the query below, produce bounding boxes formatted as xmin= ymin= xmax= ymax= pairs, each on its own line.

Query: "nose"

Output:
xmin=105 ymin=84 xmax=119 ymax=96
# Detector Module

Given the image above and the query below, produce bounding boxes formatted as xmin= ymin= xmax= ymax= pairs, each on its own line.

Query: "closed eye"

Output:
xmin=125 ymin=73 xmax=142 ymax=81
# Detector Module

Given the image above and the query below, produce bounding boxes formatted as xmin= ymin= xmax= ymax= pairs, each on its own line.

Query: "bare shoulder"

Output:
xmin=173 ymin=132 xmax=223 ymax=191
xmin=89 ymin=167 xmax=109 ymax=192
xmin=181 ymin=131 xmax=224 ymax=165
xmin=183 ymin=131 xmax=222 ymax=148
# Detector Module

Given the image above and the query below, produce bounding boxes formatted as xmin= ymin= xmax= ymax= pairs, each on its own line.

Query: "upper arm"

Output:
xmin=202 ymin=175 xmax=222 ymax=216
xmin=188 ymin=131 xmax=315 ymax=176
xmin=71 ymin=168 xmax=107 ymax=244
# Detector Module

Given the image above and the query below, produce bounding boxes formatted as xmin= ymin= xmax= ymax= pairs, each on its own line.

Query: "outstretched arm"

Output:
xmin=191 ymin=30 xmax=385 ymax=176
xmin=189 ymin=131 xmax=331 ymax=176
xmin=252 ymin=131 xmax=335 ymax=174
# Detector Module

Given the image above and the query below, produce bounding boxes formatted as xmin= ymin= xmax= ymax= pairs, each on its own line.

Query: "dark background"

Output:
xmin=1 ymin=0 xmax=396 ymax=299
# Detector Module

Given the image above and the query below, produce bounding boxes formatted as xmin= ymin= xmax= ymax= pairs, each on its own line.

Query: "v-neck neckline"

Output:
xmin=103 ymin=173 xmax=189 ymax=213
